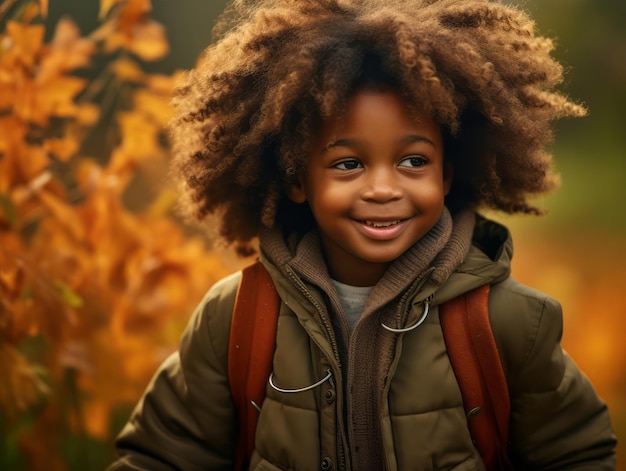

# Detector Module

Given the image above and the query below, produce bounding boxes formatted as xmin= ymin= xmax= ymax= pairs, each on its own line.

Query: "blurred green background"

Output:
xmin=41 ymin=0 xmax=625 ymax=468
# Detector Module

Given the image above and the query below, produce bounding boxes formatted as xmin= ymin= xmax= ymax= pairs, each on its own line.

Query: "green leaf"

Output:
xmin=53 ymin=280 xmax=84 ymax=308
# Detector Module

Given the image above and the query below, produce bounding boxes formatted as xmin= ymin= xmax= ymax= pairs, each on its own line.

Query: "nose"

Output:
xmin=361 ymin=167 xmax=402 ymax=203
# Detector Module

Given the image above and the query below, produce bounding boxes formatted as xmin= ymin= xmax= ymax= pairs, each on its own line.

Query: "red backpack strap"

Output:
xmin=228 ymin=261 xmax=280 ymax=471
xmin=439 ymin=284 xmax=513 ymax=470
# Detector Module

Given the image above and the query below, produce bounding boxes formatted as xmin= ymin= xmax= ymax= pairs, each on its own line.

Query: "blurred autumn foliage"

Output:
xmin=0 ymin=0 xmax=232 ymax=468
xmin=1 ymin=0 xmax=624 ymax=469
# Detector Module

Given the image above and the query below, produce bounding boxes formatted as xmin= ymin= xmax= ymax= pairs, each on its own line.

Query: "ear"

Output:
xmin=443 ymin=162 xmax=454 ymax=196
xmin=287 ymin=174 xmax=307 ymax=203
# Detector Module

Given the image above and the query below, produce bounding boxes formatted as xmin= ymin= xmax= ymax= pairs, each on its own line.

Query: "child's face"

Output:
xmin=289 ymin=89 xmax=452 ymax=286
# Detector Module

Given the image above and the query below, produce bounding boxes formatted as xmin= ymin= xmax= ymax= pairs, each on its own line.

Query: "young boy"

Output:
xmin=109 ymin=1 xmax=616 ymax=469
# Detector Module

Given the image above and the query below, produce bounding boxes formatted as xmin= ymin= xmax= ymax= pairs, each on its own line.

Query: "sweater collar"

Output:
xmin=259 ymin=207 xmax=476 ymax=315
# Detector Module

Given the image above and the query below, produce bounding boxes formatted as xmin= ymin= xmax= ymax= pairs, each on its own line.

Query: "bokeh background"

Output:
xmin=0 ymin=0 xmax=624 ymax=469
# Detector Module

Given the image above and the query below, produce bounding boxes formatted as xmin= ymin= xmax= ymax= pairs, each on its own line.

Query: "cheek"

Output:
xmin=309 ymin=189 xmax=345 ymax=216
xmin=413 ymin=177 xmax=447 ymax=203
xmin=303 ymin=172 xmax=344 ymax=207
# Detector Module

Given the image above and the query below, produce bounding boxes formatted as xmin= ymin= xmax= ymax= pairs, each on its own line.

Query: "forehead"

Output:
xmin=314 ymin=89 xmax=442 ymax=146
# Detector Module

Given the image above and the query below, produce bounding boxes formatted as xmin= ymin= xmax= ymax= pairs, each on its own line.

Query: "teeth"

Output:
xmin=364 ymin=220 xmax=400 ymax=228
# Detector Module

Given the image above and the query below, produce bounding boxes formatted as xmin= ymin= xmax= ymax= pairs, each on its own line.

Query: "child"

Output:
xmin=110 ymin=0 xmax=617 ymax=469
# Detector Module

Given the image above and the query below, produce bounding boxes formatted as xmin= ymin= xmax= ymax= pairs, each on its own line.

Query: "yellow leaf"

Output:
xmin=146 ymin=187 xmax=177 ymax=217
xmin=134 ymin=88 xmax=172 ymax=126
xmin=99 ymin=148 xmax=135 ymax=190
xmin=118 ymin=111 xmax=160 ymax=159
xmin=76 ymin=103 xmax=100 ymax=126
xmin=147 ymin=71 xmax=183 ymax=94
xmin=99 ymin=0 xmax=125 ymax=19
xmin=110 ymin=57 xmax=145 ymax=83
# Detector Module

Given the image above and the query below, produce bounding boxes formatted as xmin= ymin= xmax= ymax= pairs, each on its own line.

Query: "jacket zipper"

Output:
xmin=285 ymin=265 xmax=347 ymax=470
xmin=285 ymin=266 xmax=342 ymax=364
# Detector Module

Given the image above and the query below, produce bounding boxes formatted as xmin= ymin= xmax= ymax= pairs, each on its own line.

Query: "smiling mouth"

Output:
xmin=363 ymin=220 xmax=402 ymax=228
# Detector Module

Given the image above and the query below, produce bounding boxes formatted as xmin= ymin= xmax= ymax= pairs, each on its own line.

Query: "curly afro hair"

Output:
xmin=170 ymin=0 xmax=586 ymax=251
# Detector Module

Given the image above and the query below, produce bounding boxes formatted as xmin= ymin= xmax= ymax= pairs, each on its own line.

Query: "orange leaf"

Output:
xmin=17 ymin=145 xmax=50 ymax=183
xmin=103 ymin=20 xmax=169 ymax=61
xmin=0 ymin=245 xmax=24 ymax=298
xmin=17 ymin=403 xmax=66 ymax=471
xmin=110 ymin=57 xmax=145 ymax=83
xmin=0 ymin=82 xmax=15 ymax=111
xmin=128 ymin=19 xmax=169 ymax=61
xmin=118 ymin=0 xmax=152 ymax=34
xmin=39 ymin=0 xmax=48 ymax=17
xmin=0 ymin=117 xmax=28 ymax=190
xmin=6 ymin=22 xmax=45 ymax=68
xmin=11 ymin=170 xmax=53 ymax=205
xmin=38 ymin=18 xmax=95 ymax=82
xmin=44 ymin=137 xmax=79 ymax=162
xmin=35 ymin=75 xmax=86 ymax=116
xmin=38 ymin=190 xmax=85 ymax=241
xmin=22 ymin=3 xmax=42 ymax=23
xmin=75 ymin=159 xmax=104 ymax=194
xmin=83 ymin=399 xmax=110 ymax=440
xmin=0 ymin=344 xmax=49 ymax=422
xmin=13 ymin=75 xmax=87 ymax=126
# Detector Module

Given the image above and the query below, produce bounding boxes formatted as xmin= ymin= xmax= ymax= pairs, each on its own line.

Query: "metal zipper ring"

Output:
xmin=381 ymin=301 xmax=430 ymax=333
xmin=269 ymin=368 xmax=333 ymax=394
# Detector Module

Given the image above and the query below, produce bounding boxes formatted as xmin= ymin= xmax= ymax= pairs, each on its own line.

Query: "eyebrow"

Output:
xmin=321 ymin=134 xmax=437 ymax=154
xmin=321 ymin=138 xmax=364 ymax=154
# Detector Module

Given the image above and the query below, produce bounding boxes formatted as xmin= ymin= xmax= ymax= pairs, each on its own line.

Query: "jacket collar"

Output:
xmin=432 ymin=214 xmax=513 ymax=305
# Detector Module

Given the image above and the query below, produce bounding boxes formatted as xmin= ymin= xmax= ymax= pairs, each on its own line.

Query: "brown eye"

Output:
xmin=333 ymin=159 xmax=362 ymax=170
xmin=398 ymin=156 xmax=427 ymax=168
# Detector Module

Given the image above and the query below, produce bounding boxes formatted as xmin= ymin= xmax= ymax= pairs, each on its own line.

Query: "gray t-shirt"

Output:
xmin=332 ymin=279 xmax=374 ymax=332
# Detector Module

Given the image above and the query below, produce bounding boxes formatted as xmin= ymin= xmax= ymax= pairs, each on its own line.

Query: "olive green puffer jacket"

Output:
xmin=109 ymin=217 xmax=616 ymax=470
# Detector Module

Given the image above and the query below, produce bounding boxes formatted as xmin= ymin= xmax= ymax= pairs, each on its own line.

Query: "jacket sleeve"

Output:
xmin=107 ymin=273 xmax=241 ymax=471
xmin=492 ymin=281 xmax=617 ymax=470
